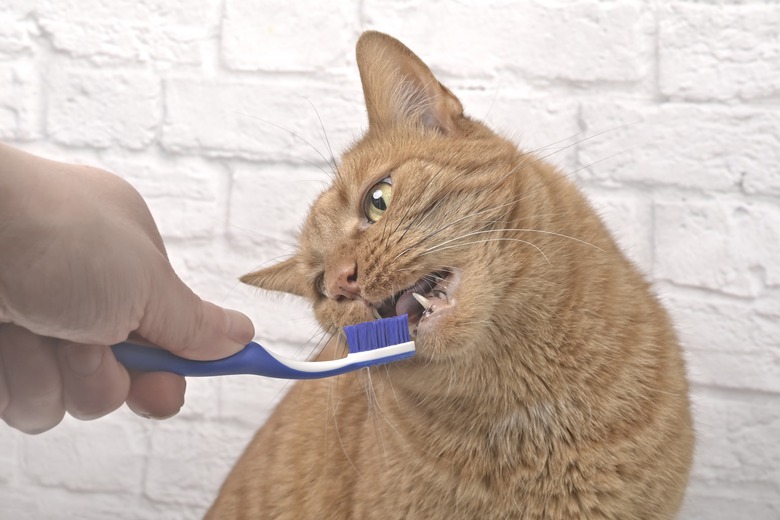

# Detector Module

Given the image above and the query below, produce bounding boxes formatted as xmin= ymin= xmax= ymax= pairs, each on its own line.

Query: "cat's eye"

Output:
xmin=363 ymin=178 xmax=393 ymax=223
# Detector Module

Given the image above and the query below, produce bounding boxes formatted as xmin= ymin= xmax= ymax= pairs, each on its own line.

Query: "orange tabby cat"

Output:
xmin=207 ymin=31 xmax=694 ymax=519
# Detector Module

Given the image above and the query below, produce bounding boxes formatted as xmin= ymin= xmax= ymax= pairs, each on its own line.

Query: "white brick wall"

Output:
xmin=1 ymin=1 xmax=778 ymax=518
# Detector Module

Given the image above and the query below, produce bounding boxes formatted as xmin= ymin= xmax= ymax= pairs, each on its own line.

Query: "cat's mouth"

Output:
xmin=370 ymin=269 xmax=460 ymax=333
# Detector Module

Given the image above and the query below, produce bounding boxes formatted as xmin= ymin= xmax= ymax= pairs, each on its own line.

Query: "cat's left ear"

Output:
xmin=240 ymin=256 xmax=310 ymax=298
xmin=356 ymin=31 xmax=464 ymax=134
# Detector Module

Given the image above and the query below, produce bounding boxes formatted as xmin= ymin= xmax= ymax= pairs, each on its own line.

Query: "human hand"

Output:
xmin=0 ymin=144 xmax=254 ymax=433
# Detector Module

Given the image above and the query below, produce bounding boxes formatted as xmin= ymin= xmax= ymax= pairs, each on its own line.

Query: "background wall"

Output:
xmin=1 ymin=0 xmax=779 ymax=518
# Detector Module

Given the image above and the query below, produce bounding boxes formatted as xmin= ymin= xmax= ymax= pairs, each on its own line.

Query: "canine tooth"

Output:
xmin=372 ymin=308 xmax=382 ymax=320
xmin=412 ymin=293 xmax=433 ymax=310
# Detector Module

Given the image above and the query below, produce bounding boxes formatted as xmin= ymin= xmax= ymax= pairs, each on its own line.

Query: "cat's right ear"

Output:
xmin=240 ymin=257 xmax=310 ymax=298
xmin=356 ymin=31 xmax=463 ymax=134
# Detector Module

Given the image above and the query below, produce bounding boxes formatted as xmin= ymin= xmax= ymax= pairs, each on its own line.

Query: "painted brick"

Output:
xmin=46 ymin=67 xmax=161 ymax=149
xmin=0 ymin=486 xmax=200 ymax=520
xmin=686 ymin=389 xmax=780 ymax=503
xmin=660 ymin=4 xmax=780 ymax=102
xmin=0 ymin=1 xmax=35 ymax=17
xmin=579 ymin=101 xmax=780 ymax=192
xmin=0 ymin=61 xmax=41 ymax=140
xmin=582 ymin=189 xmax=653 ymax=274
xmin=654 ymin=199 xmax=780 ymax=297
xmin=36 ymin=0 xmax=218 ymax=65
xmin=228 ymin=163 xmax=329 ymax=246
xmin=457 ymin=91 xmax=580 ymax=169
xmin=21 ymin=413 xmax=147 ymax=493
xmin=0 ymin=15 xmax=35 ymax=57
xmin=664 ymin=293 xmax=780 ymax=394
xmin=0 ymin=426 xmax=19 ymax=484
xmin=680 ymin=493 xmax=780 ymax=520
xmin=101 ymin=153 xmax=226 ymax=239
xmin=162 ymin=77 xmax=364 ymax=161
xmin=1 ymin=3 xmax=779 ymax=518
xmin=221 ymin=0 xmax=359 ymax=72
xmin=364 ymin=0 xmax=653 ymax=84
xmin=144 ymin=420 xmax=248 ymax=507
xmin=220 ymin=375 xmax=292 ymax=427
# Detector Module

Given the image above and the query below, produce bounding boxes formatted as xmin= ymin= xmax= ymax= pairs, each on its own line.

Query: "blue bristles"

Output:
xmin=344 ymin=315 xmax=412 ymax=353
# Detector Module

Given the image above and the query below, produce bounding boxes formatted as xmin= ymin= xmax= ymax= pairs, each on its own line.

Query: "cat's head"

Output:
xmin=242 ymin=31 xmax=550 ymax=363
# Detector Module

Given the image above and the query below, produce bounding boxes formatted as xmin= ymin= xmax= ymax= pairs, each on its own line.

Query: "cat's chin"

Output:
xmin=370 ymin=268 xmax=461 ymax=337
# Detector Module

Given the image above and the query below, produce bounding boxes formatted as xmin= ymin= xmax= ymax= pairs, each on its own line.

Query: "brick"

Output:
xmin=221 ymin=0 xmax=359 ymax=71
xmin=47 ymin=67 xmax=161 ymax=149
xmin=0 ymin=486 xmax=200 ymax=520
xmin=579 ymin=101 xmax=780 ymax=192
xmin=175 ymin=377 xmax=220 ymax=420
xmin=686 ymin=389 xmax=780 ymax=503
xmin=456 ymin=91 xmax=579 ymax=169
xmin=220 ymin=375 xmax=292 ymax=427
xmin=0 ymin=61 xmax=41 ymax=140
xmin=654 ymin=199 xmax=780 ymax=297
xmin=162 ymin=77 xmax=364 ymax=161
xmin=663 ymin=294 xmax=780 ymax=394
xmin=0 ymin=426 xmax=19 ymax=484
xmin=37 ymin=0 xmax=218 ymax=65
xmin=22 ymin=413 xmax=146 ymax=492
xmin=144 ymin=420 xmax=249 ymax=507
xmin=0 ymin=1 xmax=34 ymax=17
xmin=100 ymin=153 xmax=226 ymax=239
xmin=364 ymin=0 xmax=653 ymax=83
xmin=228 ymin=163 xmax=329 ymax=246
xmin=660 ymin=4 xmax=780 ymax=102
xmin=581 ymin=189 xmax=653 ymax=274
xmin=0 ymin=15 xmax=34 ymax=57
xmin=679 ymin=493 xmax=780 ymax=520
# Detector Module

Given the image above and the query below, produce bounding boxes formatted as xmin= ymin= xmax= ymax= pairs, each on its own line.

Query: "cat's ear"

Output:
xmin=356 ymin=31 xmax=463 ymax=134
xmin=240 ymin=257 xmax=310 ymax=298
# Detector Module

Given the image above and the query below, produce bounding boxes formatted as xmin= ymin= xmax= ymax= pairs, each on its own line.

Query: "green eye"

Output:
xmin=363 ymin=178 xmax=393 ymax=223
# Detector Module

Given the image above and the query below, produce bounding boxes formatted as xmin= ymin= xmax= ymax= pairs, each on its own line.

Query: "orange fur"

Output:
xmin=208 ymin=31 xmax=693 ymax=519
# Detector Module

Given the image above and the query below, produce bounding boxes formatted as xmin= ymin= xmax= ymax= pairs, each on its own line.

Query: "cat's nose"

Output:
xmin=327 ymin=261 xmax=361 ymax=300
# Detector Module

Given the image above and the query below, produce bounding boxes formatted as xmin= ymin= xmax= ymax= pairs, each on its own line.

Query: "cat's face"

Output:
xmin=242 ymin=32 xmax=537 ymax=362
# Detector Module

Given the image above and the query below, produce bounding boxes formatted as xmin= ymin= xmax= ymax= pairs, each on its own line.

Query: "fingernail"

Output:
xmin=225 ymin=309 xmax=254 ymax=345
xmin=136 ymin=410 xmax=179 ymax=421
xmin=64 ymin=344 xmax=104 ymax=376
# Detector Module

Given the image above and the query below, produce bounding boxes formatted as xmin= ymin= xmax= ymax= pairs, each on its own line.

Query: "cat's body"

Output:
xmin=208 ymin=32 xmax=693 ymax=519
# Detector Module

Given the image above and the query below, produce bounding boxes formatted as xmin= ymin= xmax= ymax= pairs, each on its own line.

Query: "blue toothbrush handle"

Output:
xmin=111 ymin=340 xmax=415 ymax=380
xmin=111 ymin=341 xmax=293 ymax=378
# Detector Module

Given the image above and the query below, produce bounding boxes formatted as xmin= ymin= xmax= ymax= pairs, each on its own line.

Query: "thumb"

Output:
xmin=137 ymin=265 xmax=255 ymax=360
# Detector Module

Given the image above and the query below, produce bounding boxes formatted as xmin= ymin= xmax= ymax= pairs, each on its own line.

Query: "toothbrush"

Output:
xmin=111 ymin=315 xmax=415 ymax=380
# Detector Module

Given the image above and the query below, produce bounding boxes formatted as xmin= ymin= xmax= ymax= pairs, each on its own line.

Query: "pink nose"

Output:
xmin=326 ymin=261 xmax=361 ymax=300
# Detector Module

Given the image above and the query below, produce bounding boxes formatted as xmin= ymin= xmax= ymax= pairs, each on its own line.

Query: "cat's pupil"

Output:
xmin=371 ymin=190 xmax=387 ymax=210
xmin=363 ymin=179 xmax=393 ymax=222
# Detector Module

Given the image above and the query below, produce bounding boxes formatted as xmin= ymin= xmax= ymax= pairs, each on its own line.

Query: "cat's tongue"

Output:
xmin=395 ymin=291 xmax=424 ymax=321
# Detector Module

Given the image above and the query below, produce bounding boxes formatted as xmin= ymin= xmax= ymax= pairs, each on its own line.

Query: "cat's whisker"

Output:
xmin=419 ymin=238 xmax=551 ymax=265
xmin=232 ymin=110 xmax=338 ymax=178
xmin=424 ymin=227 xmax=605 ymax=255
xmin=228 ymin=227 xmax=300 ymax=249
xmin=302 ymin=97 xmax=342 ymax=178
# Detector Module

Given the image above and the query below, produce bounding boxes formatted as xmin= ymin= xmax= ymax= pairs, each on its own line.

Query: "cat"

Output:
xmin=206 ymin=31 xmax=694 ymax=519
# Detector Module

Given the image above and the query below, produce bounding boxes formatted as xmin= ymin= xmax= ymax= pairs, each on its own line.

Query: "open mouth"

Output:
xmin=370 ymin=269 xmax=460 ymax=332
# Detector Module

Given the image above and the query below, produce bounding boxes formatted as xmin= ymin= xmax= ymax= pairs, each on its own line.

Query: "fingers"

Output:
xmin=0 ymin=351 xmax=9 ymax=417
xmin=139 ymin=264 xmax=254 ymax=360
xmin=57 ymin=343 xmax=130 ymax=420
xmin=0 ymin=325 xmax=65 ymax=434
xmin=126 ymin=371 xmax=186 ymax=419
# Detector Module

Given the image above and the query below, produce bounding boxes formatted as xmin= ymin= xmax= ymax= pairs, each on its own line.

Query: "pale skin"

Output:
xmin=0 ymin=143 xmax=255 ymax=434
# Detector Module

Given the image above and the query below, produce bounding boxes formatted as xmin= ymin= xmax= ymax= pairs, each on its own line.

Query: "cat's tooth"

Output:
xmin=412 ymin=293 xmax=432 ymax=310
xmin=372 ymin=307 xmax=382 ymax=320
